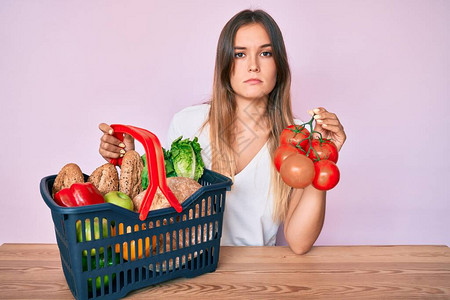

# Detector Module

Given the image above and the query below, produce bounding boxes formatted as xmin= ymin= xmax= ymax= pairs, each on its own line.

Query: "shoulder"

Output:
xmin=167 ymin=103 xmax=210 ymax=145
xmin=172 ymin=103 xmax=210 ymax=122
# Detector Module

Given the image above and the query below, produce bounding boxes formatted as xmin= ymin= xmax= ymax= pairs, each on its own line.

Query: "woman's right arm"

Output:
xmin=98 ymin=123 xmax=135 ymax=162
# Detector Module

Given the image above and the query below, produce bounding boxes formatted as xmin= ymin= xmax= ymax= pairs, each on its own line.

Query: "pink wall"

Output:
xmin=1 ymin=1 xmax=448 ymax=246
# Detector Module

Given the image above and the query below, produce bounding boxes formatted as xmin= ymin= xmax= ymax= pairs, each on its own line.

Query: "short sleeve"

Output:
xmin=165 ymin=104 xmax=211 ymax=149
xmin=166 ymin=114 xmax=182 ymax=149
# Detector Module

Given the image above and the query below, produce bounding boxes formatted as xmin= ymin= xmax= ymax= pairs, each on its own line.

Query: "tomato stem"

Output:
xmin=290 ymin=114 xmax=327 ymax=161
xmin=311 ymin=130 xmax=324 ymax=141
xmin=287 ymin=124 xmax=306 ymax=133
xmin=301 ymin=115 xmax=320 ymax=161
xmin=309 ymin=145 xmax=321 ymax=162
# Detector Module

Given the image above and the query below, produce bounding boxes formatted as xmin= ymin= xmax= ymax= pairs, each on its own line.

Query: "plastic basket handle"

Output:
xmin=109 ymin=124 xmax=182 ymax=220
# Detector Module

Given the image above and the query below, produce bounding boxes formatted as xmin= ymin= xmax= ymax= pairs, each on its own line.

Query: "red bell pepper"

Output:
xmin=54 ymin=182 xmax=105 ymax=207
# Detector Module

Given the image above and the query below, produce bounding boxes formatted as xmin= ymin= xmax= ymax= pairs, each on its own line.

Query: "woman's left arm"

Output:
xmin=283 ymin=107 xmax=346 ymax=254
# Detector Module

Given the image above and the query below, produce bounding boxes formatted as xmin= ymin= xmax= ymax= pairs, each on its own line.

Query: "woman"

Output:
xmin=99 ymin=9 xmax=346 ymax=254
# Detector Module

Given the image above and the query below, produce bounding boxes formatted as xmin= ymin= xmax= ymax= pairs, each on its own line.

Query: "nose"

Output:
xmin=248 ymin=65 xmax=260 ymax=72
xmin=248 ymin=56 xmax=260 ymax=72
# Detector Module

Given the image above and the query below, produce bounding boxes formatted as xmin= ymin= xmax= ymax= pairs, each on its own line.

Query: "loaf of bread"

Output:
xmin=87 ymin=163 xmax=119 ymax=195
xmin=52 ymin=163 xmax=84 ymax=197
xmin=132 ymin=176 xmax=202 ymax=212
xmin=119 ymin=150 xmax=143 ymax=200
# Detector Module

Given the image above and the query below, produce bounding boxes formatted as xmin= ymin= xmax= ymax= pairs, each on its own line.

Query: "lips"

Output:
xmin=244 ymin=78 xmax=262 ymax=84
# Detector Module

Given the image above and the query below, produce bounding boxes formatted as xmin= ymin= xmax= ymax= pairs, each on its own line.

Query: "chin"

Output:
xmin=242 ymin=93 xmax=269 ymax=101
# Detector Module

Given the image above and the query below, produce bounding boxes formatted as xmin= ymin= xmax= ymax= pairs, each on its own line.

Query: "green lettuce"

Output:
xmin=163 ymin=147 xmax=177 ymax=178
xmin=141 ymin=154 xmax=149 ymax=190
xmin=141 ymin=136 xmax=204 ymax=190
xmin=191 ymin=137 xmax=205 ymax=180
xmin=170 ymin=136 xmax=204 ymax=181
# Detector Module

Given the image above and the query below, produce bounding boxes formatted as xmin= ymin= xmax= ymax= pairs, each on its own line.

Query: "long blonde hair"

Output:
xmin=201 ymin=9 xmax=295 ymax=222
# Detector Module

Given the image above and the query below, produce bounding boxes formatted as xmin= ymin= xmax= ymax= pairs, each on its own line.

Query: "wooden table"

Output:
xmin=0 ymin=244 xmax=449 ymax=299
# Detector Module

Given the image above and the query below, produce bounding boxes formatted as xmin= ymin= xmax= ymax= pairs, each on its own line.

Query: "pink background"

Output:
xmin=1 ymin=1 xmax=448 ymax=246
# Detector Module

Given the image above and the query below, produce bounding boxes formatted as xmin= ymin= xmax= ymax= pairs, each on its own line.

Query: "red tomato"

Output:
xmin=312 ymin=160 xmax=340 ymax=191
xmin=305 ymin=139 xmax=339 ymax=163
xmin=280 ymin=154 xmax=315 ymax=189
xmin=274 ymin=144 xmax=300 ymax=172
xmin=280 ymin=125 xmax=310 ymax=150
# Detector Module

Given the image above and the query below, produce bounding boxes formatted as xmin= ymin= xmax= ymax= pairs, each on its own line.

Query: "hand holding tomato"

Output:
xmin=307 ymin=107 xmax=346 ymax=152
xmin=274 ymin=108 xmax=346 ymax=191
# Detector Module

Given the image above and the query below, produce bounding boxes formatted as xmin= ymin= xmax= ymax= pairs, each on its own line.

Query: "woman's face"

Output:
xmin=230 ymin=23 xmax=277 ymax=103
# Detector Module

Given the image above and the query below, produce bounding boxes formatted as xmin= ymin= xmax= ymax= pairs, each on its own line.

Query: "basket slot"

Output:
xmin=195 ymin=225 xmax=200 ymax=245
xmin=156 ymin=234 xmax=161 ymax=254
xmin=194 ymin=251 xmax=200 ymax=270
xmin=210 ymin=246 xmax=215 ymax=265
xmin=168 ymin=258 xmax=173 ymax=272
xmin=165 ymin=232 xmax=171 ymax=252
xmin=194 ymin=204 xmax=199 ymax=219
xmin=119 ymin=271 xmax=125 ymax=291
xmin=87 ymin=278 xmax=93 ymax=298
xmin=89 ymin=219 xmax=95 ymax=241
xmin=136 ymin=267 xmax=141 ymax=283
xmin=153 ymin=262 xmax=160 ymax=277
xmin=97 ymin=218 xmax=104 ymax=240
xmin=126 ymin=269 xmax=132 ymax=286
xmin=131 ymin=268 xmax=136 ymax=286
xmin=162 ymin=260 xmax=167 ymax=275
xmin=181 ymin=255 xmax=187 ymax=270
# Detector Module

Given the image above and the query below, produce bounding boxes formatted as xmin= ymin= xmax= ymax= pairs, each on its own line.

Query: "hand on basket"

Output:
xmin=98 ymin=123 xmax=135 ymax=162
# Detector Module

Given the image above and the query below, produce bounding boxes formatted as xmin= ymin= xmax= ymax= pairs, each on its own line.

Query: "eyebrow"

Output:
xmin=234 ymin=43 xmax=272 ymax=50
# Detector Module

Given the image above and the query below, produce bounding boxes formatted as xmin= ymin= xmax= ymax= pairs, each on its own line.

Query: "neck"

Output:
xmin=235 ymin=96 xmax=269 ymax=130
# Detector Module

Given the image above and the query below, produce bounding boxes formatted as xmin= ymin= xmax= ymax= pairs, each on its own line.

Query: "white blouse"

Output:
xmin=166 ymin=103 xmax=279 ymax=246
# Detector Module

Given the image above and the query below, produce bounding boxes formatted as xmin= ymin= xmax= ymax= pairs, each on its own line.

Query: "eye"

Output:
xmin=234 ymin=52 xmax=246 ymax=58
xmin=261 ymin=51 xmax=272 ymax=57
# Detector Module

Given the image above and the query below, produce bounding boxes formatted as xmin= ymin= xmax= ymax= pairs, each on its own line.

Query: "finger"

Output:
xmin=312 ymin=107 xmax=327 ymax=115
xmin=309 ymin=107 xmax=328 ymax=118
xmin=312 ymin=107 xmax=331 ymax=123
xmin=101 ymin=133 xmax=125 ymax=147
xmin=314 ymin=111 xmax=338 ymax=122
xmin=319 ymin=123 xmax=342 ymax=133
xmin=123 ymin=134 xmax=135 ymax=151
xmin=315 ymin=118 xmax=341 ymax=127
xmin=314 ymin=112 xmax=343 ymax=131
xmin=99 ymin=123 xmax=113 ymax=135
xmin=100 ymin=140 xmax=125 ymax=154
xmin=311 ymin=131 xmax=322 ymax=139
xmin=99 ymin=148 xmax=121 ymax=160
xmin=311 ymin=123 xmax=326 ymax=139
xmin=123 ymin=133 xmax=135 ymax=144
